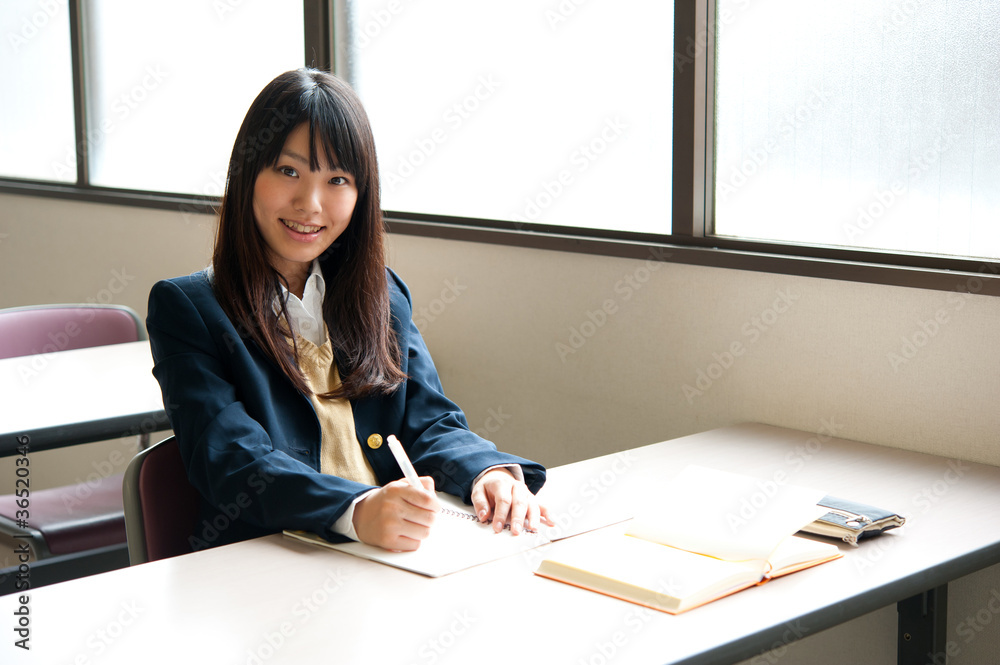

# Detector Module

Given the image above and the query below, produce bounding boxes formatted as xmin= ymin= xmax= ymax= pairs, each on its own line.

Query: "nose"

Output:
xmin=292 ymin=180 xmax=322 ymax=215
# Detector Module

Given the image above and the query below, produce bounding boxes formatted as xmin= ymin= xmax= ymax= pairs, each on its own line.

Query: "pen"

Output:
xmin=387 ymin=434 xmax=423 ymax=490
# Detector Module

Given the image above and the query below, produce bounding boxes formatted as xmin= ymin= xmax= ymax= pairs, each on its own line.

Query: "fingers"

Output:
xmin=472 ymin=469 xmax=547 ymax=536
xmin=353 ymin=478 xmax=439 ymax=551
xmin=391 ymin=478 xmax=439 ymax=528
xmin=472 ymin=468 xmax=515 ymax=533
xmin=470 ymin=480 xmax=492 ymax=524
xmin=492 ymin=490 xmax=514 ymax=534
xmin=506 ymin=487 xmax=552 ymax=535
xmin=409 ymin=477 xmax=440 ymax=511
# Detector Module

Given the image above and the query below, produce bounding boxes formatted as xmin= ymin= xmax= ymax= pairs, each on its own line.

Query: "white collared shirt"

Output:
xmin=274 ymin=259 xmax=327 ymax=345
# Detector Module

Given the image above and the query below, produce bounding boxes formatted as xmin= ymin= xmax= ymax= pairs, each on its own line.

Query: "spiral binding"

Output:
xmin=441 ymin=507 xmax=537 ymax=533
xmin=441 ymin=507 xmax=480 ymax=522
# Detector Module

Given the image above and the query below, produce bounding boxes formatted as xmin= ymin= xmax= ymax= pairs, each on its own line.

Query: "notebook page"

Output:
xmin=286 ymin=492 xmax=551 ymax=577
xmin=627 ymin=465 xmax=827 ymax=561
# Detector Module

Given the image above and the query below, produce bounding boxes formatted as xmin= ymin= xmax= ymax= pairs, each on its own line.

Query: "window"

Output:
xmin=0 ymin=0 xmax=303 ymax=195
xmin=84 ymin=0 xmax=304 ymax=195
xmin=0 ymin=0 xmax=76 ymax=183
xmin=713 ymin=0 xmax=1000 ymax=261
xmin=342 ymin=0 xmax=673 ymax=235
xmin=0 ymin=1 xmax=997 ymax=294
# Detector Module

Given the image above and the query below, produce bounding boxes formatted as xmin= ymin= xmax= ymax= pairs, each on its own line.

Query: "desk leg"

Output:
xmin=897 ymin=584 xmax=948 ymax=665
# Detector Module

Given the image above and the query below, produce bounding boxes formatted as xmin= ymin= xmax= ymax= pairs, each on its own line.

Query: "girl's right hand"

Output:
xmin=352 ymin=477 xmax=439 ymax=551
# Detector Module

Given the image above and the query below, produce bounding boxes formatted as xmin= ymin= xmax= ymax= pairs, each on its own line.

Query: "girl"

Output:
xmin=147 ymin=69 xmax=551 ymax=552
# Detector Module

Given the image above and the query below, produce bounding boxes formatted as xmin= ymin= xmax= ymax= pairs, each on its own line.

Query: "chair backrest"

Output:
xmin=0 ymin=304 xmax=145 ymax=360
xmin=122 ymin=436 xmax=201 ymax=564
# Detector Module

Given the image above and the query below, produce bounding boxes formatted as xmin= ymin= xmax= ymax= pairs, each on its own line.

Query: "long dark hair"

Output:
xmin=212 ymin=68 xmax=405 ymax=399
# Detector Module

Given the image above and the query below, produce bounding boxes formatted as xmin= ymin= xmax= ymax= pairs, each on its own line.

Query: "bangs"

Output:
xmin=303 ymin=87 xmax=365 ymax=185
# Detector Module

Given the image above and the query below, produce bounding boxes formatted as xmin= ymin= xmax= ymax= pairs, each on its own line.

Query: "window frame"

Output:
xmin=1 ymin=0 xmax=997 ymax=297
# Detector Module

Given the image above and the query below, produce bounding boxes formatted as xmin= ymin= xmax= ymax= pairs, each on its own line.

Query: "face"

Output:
xmin=252 ymin=122 xmax=359 ymax=285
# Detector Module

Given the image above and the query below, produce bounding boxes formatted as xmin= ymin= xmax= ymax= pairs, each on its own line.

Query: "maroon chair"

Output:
xmin=122 ymin=436 xmax=201 ymax=564
xmin=0 ymin=476 xmax=127 ymax=558
xmin=0 ymin=304 xmax=145 ymax=576
xmin=0 ymin=304 xmax=144 ymax=360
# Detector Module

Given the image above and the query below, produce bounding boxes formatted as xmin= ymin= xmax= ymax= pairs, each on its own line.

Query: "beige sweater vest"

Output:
xmin=293 ymin=335 xmax=378 ymax=486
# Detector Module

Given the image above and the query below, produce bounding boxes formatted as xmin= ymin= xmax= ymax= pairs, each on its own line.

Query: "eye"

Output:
xmin=278 ymin=166 xmax=298 ymax=177
xmin=330 ymin=175 xmax=350 ymax=185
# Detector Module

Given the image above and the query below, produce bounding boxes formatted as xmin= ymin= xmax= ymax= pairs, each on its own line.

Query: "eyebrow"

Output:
xmin=279 ymin=149 xmax=343 ymax=172
xmin=280 ymin=150 xmax=310 ymax=165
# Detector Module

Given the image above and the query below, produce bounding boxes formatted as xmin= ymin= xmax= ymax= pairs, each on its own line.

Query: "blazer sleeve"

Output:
xmin=378 ymin=270 xmax=546 ymax=502
xmin=147 ymin=277 xmax=373 ymax=541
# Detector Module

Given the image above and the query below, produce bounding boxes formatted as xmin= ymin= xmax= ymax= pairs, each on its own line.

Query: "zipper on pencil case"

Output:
xmin=820 ymin=507 xmax=872 ymax=527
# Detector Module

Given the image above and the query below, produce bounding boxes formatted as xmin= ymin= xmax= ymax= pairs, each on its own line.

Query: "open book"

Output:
xmin=284 ymin=492 xmax=551 ymax=577
xmin=534 ymin=466 xmax=843 ymax=614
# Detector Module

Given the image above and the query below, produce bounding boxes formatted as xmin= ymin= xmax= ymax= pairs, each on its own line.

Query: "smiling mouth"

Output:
xmin=281 ymin=218 xmax=322 ymax=234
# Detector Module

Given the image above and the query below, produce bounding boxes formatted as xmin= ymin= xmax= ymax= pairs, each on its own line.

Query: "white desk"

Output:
xmin=0 ymin=340 xmax=169 ymax=591
xmin=2 ymin=424 xmax=998 ymax=664
xmin=0 ymin=341 xmax=169 ymax=456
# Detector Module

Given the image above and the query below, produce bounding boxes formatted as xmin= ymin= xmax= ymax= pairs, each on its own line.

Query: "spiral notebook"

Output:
xmin=283 ymin=492 xmax=551 ymax=577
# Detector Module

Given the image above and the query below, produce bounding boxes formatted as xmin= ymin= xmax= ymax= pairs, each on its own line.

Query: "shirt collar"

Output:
xmin=288 ymin=259 xmax=325 ymax=305
xmin=275 ymin=260 xmax=327 ymax=345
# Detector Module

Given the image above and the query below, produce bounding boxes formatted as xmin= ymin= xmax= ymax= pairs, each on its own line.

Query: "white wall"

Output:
xmin=387 ymin=234 xmax=1000 ymax=469
xmin=1 ymin=192 xmax=997 ymax=663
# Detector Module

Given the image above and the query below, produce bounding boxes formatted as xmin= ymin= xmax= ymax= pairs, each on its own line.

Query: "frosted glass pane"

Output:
xmin=715 ymin=0 xmax=1000 ymax=260
xmin=346 ymin=0 xmax=673 ymax=235
xmin=0 ymin=0 xmax=76 ymax=182
xmin=86 ymin=0 xmax=303 ymax=195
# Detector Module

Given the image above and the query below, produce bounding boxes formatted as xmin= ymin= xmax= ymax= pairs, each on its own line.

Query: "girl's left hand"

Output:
xmin=470 ymin=468 xmax=554 ymax=535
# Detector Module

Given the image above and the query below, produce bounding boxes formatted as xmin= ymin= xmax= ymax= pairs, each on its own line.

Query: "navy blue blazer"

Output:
xmin=146 ymin=268 xmax=545 ymax=549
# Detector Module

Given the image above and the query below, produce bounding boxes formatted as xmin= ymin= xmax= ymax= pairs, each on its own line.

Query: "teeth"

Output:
xmin=282 ymin=219 xmax=320 ymax=234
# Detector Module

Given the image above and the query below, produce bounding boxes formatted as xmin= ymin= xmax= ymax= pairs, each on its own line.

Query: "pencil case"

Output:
xmin=800 ymin=495 xmax=906 ymax=546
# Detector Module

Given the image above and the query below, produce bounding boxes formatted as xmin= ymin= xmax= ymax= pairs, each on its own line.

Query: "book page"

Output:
xmin=285 ymin=492 xmax=551 ymax=577
xmin=536 ymin=525 xmax=765 ymax=613
xmin=626 ymin=465 xmax=828 ymax=561
xmin=765 ymin=534 xmax=842 ymax=577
